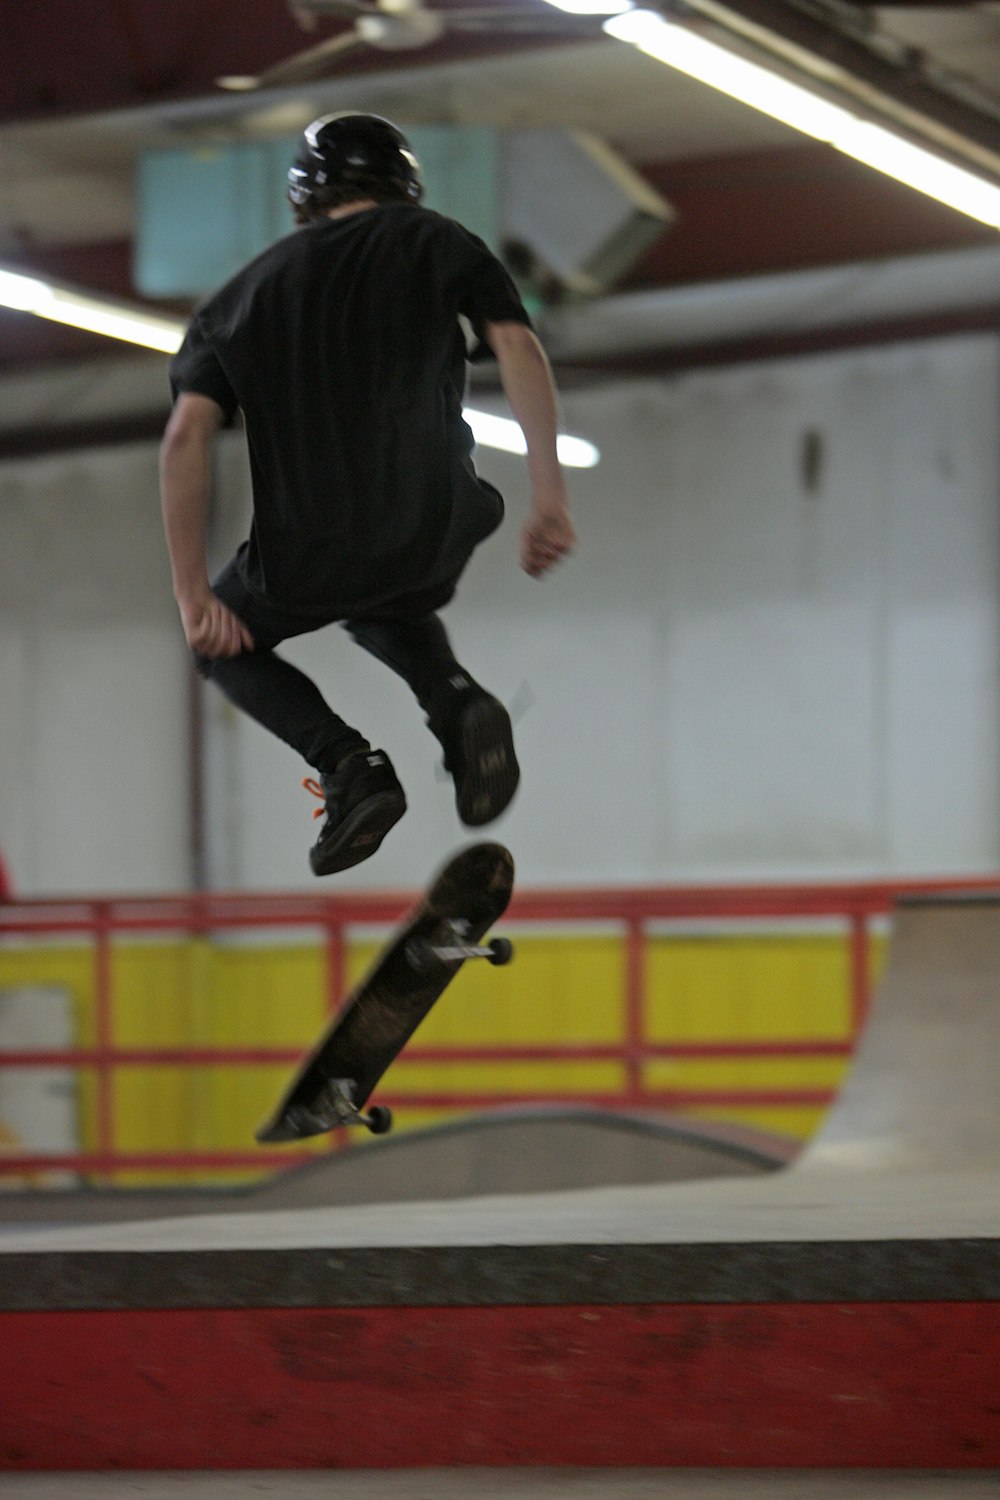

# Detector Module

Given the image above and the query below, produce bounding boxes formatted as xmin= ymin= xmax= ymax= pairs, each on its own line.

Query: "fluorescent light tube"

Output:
xmin=0 ymin=268 xmax=185 ymax=353
xmin=542 ymin=0 xmax=633 ymax=12
xmin=604 ymin=9 xmax=1000 ymax=230
xmin=464 ymin=408 xmax=600 ymax=468
xmin=0 ymin=268 xmax=600 ymax=465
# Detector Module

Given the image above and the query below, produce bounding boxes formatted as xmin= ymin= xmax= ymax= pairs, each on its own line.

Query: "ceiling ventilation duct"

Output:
xmin=499 ymin=127 xmax=675 ymax=298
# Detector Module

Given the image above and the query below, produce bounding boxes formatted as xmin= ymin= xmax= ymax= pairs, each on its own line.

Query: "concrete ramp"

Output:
xmin=800 ymin=895 xmax=1000 ymax=1174
xmin=0 ymin=1108 xmax=792 ymax=1226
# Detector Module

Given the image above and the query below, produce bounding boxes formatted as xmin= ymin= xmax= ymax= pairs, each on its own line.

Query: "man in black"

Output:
xmin=161 ymin=112 xmax=574 ymax=875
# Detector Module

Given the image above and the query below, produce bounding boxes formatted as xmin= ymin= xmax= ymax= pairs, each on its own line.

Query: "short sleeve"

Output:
xmin=169 ymin=315 xmax=239 ymax=422
xmin=442 ymin=220 xmax=533 ymax=357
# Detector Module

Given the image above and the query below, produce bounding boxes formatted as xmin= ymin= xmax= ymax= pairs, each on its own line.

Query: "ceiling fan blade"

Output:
xmin=445 ymin=10 xmax=608 ymax=30
xmin=218 ymin=29 xmax=367 ymax=91
xmin=449 ymin=12 xmax=605 ymax=29
xmin=291 ymin=0 xmax=375 ymax=18
xmin=443 ymin=5 xmax=616 ymax=18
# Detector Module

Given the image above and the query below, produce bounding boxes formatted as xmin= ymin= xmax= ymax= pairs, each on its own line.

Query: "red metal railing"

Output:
xmin=1 ymin=875 xmax=997 ymax=1181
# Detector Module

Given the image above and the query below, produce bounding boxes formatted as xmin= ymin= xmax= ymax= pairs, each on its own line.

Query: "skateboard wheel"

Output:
xmin=367 ymin=1105 xmax=393 ymax=1135
xmin=487 ymin=937 xmax=514 ymax=966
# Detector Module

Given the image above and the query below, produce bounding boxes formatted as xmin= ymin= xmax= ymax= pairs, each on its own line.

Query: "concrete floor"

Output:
xmin=3 ymin=1162 xmax=997 ymax=1255
xmin=0 ymin=1110 xmax=791 ymax=1228
xmin=4 ymin=1470 xmax=1000 ymax=1498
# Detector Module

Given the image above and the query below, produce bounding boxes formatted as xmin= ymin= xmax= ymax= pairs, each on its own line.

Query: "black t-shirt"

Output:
xmin=170 ymin=202 xmax=532 ymax=615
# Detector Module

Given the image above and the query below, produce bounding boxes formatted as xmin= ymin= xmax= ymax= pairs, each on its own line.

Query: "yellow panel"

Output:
xmin=391 ymin=1059 xmax=624 ymax=1095
xmin=647 ymin=934 xmax=857 ymax=1042
xmin=0 ymin=946 xmax=96 ymax=1032
xmin=347 ymin=934 xmax=624 ymax=1043
xmin=681 ymin=1104 xmax=828 ymax=1139
xmin=644 ymin=1055 xmax=847 ymax=1091
xmin=111 ymin=941 xmax=327 ymax=1048
xmin=0 ymin=925 xmax=884 ymax=1184
xmin=105 ymin=940 xmax=329 ymax=1183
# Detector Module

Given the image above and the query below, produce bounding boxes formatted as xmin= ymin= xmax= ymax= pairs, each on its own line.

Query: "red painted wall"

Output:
xmin=4 ymin=1302 xmax=999 ymax=1469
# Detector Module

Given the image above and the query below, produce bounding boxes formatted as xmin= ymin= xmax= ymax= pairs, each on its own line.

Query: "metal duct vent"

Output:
xmin=500 ymin=127 xmax=675 ymax=298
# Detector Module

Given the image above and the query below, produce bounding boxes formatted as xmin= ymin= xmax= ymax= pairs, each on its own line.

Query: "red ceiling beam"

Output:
xmin=0 ymin=0 xmax=576 ymax=125
xmin=626 ymin=143 xmax=994 ymax=291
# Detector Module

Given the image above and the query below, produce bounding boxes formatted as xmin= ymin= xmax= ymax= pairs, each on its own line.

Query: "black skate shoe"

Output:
xmin=303 ymin=750 xmax=406 ymax=876
xmin=433 ymin=687 xmax=520 ymax=827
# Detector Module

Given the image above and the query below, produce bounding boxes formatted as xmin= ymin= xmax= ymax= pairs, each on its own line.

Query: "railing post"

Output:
xmin=624 ymin=914 xmax=646 ymax=1107
xmin=848 ymin=906 xmax=871 ymax=1040
xmin=323 ymin=904 xmax=349 ymax=1152
xmin=93 ymin=901 xmax=115 ymax=1183
xmin=325 ymin=905 xmax=345 ymax=1018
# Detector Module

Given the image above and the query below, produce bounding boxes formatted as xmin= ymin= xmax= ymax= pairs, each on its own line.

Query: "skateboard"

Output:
xmin=256 ymin=842 xmax=515 ymax=1142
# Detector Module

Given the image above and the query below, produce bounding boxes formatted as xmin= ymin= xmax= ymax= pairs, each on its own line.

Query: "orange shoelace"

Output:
xmin=302 ymin=777 xmax=327 ymax=820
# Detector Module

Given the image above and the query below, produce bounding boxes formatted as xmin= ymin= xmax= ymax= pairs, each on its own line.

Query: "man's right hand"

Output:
xmin=177 ymin=590 xmax=255 ymax=658
xmin=160 ymin=395 xmax=249 ymax=657
xmin=521 ymin=496 xmax=576 ymax=579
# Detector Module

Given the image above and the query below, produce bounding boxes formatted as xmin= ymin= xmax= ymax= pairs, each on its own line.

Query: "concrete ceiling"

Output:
xmin=0 ymin=44 xmax=799 ymax=252
xmin=3 ymin=1 xmax=1000 ymax=373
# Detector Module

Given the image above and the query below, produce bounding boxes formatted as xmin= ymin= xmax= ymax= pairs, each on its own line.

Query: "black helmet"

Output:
xmin=288 ymin=112 xmax=423 ymax=210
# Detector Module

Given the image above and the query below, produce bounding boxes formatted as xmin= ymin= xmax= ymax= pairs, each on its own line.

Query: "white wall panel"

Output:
xmin=2 ymin=334 xmax=998 ymax=894
xmin=0 ymin=445 xmax=189 ymax=894
xmin=880 ymin=342 xmax=1000 ymax=868
xmin=198 ymin=336 xmax=1000 ymax=887
xmin=656 ymin=367 xmax=886 ymax=868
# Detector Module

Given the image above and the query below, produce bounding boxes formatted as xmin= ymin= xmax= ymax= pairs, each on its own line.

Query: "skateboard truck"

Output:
xmin=294 ymin=1077 xmax=394 ymax=1136
xmin=405 ymin=920 xmax=514 ymax=974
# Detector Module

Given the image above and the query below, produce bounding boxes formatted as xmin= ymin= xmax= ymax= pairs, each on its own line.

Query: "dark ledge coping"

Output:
xmin=2 ymin=1239 xmax=999 ymax=1312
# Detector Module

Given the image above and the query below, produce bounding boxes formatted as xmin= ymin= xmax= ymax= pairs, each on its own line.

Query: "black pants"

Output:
xmin=195 ymin=560 xmax=475 ymax=773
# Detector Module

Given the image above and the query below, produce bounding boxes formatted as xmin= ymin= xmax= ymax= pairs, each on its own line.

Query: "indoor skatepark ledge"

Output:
xmin=1 ymin=896 xmax=999 ymax=1470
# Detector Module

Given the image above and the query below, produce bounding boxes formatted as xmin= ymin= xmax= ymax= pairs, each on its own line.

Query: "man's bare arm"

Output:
xmin=159 ymin=392 xmax=253 ymax=658
xmin=484 ymin=320 xmax=576 ymax=578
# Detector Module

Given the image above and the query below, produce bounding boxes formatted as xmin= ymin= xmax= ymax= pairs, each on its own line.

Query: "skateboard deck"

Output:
xmin=256 ymin=841 xmax=515 ymax=1142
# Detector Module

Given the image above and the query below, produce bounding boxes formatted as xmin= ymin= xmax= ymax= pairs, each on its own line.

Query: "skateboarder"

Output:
xmin=160 ymin=112 xmax=575 ymax=876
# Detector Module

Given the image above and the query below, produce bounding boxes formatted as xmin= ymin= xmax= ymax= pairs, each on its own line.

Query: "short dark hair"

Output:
xmin=289 ymin=173 xmax=413 ymax=225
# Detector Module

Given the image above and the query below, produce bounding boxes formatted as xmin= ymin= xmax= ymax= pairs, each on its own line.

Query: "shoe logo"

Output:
xmin=449 ymin=674 xmax=471 ymax=690
xmin=479 ymin=748 xmax=508 ymax=774
xmin=367 ymin=754 xmax=386 ymax=767
xmin=351 ymin=831 xmax=381 ymax=847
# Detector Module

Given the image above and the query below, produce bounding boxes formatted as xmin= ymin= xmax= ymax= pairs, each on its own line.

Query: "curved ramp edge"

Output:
xmin=799 ymin=894 xmax=1000 ymax=1174
xmin=0 ymin=1107 xmax=794 ymax=1226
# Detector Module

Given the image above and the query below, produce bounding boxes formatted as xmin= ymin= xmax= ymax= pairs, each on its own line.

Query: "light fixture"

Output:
xmin=540 ymin=0 xmax=633 ymax=12
xmin=603 ymin=9 xmax=1000 ymax=231
xmin=465 ymin=409 xmax=600 ymax=468
xmin=0 ymin=267 xmax=600 ymax=467
xmin=0 ymin=268 xmax=186 ymax=354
